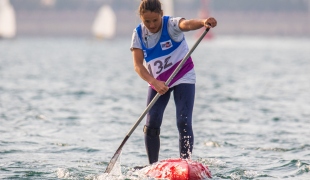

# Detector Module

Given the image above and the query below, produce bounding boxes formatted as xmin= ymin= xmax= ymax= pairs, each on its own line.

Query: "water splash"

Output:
xmin=96 ymin=155 xmax=123 ymax=179
xmin=56 ymin=168 xmax=71 ymax=179
xmin=180 ymin=135 xmax=192 ymax=159
xmin=230 ymin=169 xmax=261 ymax=180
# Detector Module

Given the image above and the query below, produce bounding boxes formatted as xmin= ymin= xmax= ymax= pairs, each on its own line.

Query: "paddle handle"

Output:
xmin=104 ymin=27 xmax=210 ymax=173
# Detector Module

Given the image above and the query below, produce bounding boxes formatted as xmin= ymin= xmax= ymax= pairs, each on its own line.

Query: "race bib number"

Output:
xmin=148 ymin=56 xmax=172 ymax=76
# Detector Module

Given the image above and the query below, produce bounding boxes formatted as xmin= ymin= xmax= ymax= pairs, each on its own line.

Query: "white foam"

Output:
xmin=56 ymin=168 xmax=70 ymax=179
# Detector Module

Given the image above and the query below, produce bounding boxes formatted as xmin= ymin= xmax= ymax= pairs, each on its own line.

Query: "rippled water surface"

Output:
xmin=1 ymin=36 xmax=310 ymax=179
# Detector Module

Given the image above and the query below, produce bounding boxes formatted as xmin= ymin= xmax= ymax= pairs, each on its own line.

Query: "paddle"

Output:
xmin=104 ymin=27 xmax=211 ymax=174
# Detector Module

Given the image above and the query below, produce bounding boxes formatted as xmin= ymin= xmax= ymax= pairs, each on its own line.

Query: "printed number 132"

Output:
xmin=148 ymin=56 xmax=172 ymax=76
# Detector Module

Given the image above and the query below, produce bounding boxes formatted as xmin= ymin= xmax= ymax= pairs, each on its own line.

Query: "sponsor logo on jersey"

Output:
xmin=160 ymin=40 xmax=173 ymax=50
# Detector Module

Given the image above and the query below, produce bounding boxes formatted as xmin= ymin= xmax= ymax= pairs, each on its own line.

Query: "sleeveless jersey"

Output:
xmin=136 ymin=16 xmax=194 ymax=88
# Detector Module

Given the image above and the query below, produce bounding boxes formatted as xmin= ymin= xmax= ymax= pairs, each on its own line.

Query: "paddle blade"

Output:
xmin=104 ymin=148 xmax=122 ymax=173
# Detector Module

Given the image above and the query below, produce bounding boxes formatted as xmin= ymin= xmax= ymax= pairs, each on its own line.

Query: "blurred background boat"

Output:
xmin=161 ymin=0 xmax=174 ymax=16
xmin=91 ymin=5 xmax=116 ymax=40
xmin=197 ymin=0 xmax=214 ymax=40
xmin=0 ymin=0 xmax=16 ymax=38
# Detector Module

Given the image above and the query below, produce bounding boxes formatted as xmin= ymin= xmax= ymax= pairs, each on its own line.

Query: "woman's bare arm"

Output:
xmin=179 ymin=17 xmax=217 ymax=32
xmin=132 ymin=48 xmax=169 ymax=95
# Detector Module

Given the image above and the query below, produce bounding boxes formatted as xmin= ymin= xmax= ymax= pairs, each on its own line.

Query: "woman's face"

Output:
xmin=140 ymin=11 xmax=163 ymax=33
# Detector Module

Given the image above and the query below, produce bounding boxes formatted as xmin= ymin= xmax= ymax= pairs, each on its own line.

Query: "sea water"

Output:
xmin=0 ymin=35 xmax=309 ymax=179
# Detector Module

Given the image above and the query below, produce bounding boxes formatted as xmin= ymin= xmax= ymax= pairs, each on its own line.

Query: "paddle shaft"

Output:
xmin=104 ymin=27 xmax=210 ymax=173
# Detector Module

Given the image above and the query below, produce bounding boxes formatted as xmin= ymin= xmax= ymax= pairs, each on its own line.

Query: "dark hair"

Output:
xmin=139 ymin=0 xmax=162 ymax=15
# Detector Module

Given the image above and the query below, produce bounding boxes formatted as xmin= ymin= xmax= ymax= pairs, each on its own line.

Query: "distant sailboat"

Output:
xmin=0 ymin=0 xmax=16 ymax=38
xmin=161 ymin=0 xmax=174 ymax=16
xmin=91 ymin=5 xmax=116 ymax=39
xmin=40 ymin=0 xmax=56 ymax=7
xmin=196 ymin=0 xmax=214 ymax=40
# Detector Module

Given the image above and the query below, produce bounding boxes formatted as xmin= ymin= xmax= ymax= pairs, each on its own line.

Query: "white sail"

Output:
xmin=91 ymin=5 xmax=116 ymax=39
xmin=161 ymin=0 xmax=174 ymax=16
xmin=0 ymin=0 xmax=16 ymax=38
xmin=40 ymin=0 xmax=56 ymax=7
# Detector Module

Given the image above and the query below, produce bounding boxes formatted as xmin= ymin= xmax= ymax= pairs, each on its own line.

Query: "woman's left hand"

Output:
xmin=204 ymin=17 xmax=217 ymax=28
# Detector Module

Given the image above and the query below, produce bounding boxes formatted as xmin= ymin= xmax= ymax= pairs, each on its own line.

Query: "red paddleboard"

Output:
xmin=145 ymin=158 xmax=212 ymax=180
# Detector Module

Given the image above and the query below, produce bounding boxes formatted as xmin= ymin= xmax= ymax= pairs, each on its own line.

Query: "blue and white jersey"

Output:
xmin=134 ymin=16 xmax=195 ymax=87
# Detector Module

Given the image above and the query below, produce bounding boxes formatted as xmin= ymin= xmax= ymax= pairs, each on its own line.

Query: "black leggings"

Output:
xmin=144 ymin=83 xmax=195 ymax=164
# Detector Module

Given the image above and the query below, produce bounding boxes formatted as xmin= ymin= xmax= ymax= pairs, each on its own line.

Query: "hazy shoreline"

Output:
xmin=14 ymin=10 xmax=310 ymax=37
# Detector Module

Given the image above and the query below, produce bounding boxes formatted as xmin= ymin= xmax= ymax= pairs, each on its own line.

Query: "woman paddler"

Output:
xmin=130 ymin=0 xmax=217 ymax=164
